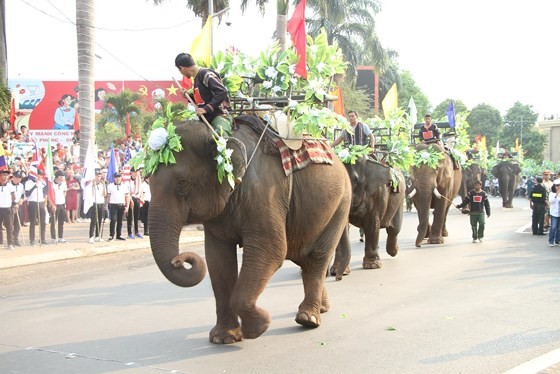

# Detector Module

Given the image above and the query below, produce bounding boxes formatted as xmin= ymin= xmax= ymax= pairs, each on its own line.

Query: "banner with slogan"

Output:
xmin=8 ymin=80 xmax=185 ymax=132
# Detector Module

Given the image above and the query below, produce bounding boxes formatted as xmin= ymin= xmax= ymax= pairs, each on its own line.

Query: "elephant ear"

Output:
xmin=491 ymin=164 xmax=499 ymax=177
xmin=226 ymin=137 xmax=248 ymax=182
xmin=512 ymin=163 xmax=521 ymax=175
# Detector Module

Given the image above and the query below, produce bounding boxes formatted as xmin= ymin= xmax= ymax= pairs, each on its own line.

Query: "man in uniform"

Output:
xmin=530 ymin=176 xmax=548 ymax=235
xmin=49 ymin=170 xmax=67 ymax=244
xmin=10 ymin=171 xmax=26 ymax=246
xmin=25 ymin=169 xmax=48 ymax=246
xmin=0 ymin=170 xmax=16 ymax=250
xmin=87 ymin=169 xmax=107 ymax=243
xmin=107 ymin=171 xmax=129 ymax=241
xmin=175 ymin=52 xmax=232 ymax=136
xmin=456 ymin=180 xmax=491 ymax=243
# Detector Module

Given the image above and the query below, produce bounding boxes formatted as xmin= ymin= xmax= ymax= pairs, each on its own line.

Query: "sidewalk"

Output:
xmin=0 ymin=220 xmax=204 ymax=269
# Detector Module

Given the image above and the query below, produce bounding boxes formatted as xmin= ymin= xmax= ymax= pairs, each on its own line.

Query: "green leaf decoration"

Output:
xmin=413 ymin=145 xmax=445 ymax=169
xmin=334 ymin=144 xmax=372 ymax=164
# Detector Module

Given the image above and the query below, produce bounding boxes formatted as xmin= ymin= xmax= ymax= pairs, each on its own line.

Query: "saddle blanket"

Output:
xmin=276 ymin=139 xmax=334 ymax=176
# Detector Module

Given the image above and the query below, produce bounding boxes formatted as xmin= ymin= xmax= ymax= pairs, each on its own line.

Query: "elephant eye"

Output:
xmin=176 ymin=178 xmax=191 ymax=196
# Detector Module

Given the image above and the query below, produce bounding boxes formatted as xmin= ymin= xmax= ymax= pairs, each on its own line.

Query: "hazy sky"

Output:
xmin=7 ymin=0 xmax=559 ymax=116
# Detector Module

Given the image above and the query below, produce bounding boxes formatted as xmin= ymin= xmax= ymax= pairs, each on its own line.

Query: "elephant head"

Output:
xmin=460 ymin=163 xmax=484 ymax=198
xmin=409 ymin=143 xmax=461 ymax=247
xmin=148 ymin=121 xmax=247 ymax=287
xmin=491 ymin=160 xmax=521 ymax=208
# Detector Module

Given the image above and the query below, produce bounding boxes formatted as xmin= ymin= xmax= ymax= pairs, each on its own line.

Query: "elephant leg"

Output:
xmin=363 ymin=220 xmax=382 ymax=269
xmin=329 ymin=225 xmax=351 ymax=280
xmin=205 ymin=234 xmax=243 ymax=344
xmin=320 ymin=285 xmax=330 ymax=313
xmin=386 ymin=226 xmax=399 ymax=257
xmin=232 ymin=238 xmax=287 ymax=340
xmin=298 ymin=259 xmax=328 ymax=328
xmin=428 ymin=201 xmax=446 ymax=244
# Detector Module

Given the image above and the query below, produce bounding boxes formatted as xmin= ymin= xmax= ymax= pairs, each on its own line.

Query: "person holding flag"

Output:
xmin=175 ymin=52 xmax=232 ymax=136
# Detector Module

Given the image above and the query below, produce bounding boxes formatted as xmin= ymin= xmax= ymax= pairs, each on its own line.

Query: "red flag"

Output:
xmin=126 ymin=112 xmax=131 ymax=138
xmin=74 ymin=112 xmax=80 ymax=131
xmin=9 ymin=98 xmax=16 ymax=132
xmin=287 ymin=0 xmax=307 ymax=79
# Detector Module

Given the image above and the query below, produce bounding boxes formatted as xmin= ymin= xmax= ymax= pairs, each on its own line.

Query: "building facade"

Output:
xmin=538 ymin=116 xmax=560 ymax=163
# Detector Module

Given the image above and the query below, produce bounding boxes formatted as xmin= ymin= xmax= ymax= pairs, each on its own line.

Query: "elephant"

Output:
xmin=148 ymin=116 xmax=352 ymax=344
xmin=459 ymin=163 xmax=485 ymax=198
xmin=491 ymin=160 xmax=521 ymax=208
xmin=408 ymin=143 xmax=462 ymax=247
xmin=331 ymin=157 xmax=405 ymax=274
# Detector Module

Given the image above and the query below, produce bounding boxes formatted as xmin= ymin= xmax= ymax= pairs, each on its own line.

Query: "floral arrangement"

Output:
xmin=290 ymin=101 xmax=350 ymax=138
xmin=210 ymin=49 xmax=257 ymax=96
xmin=334 ymin=144 xmax=372 ymax=164
xmin=412 ymin=145 xmax=445 ymax=169
xmin=384 ymin=138 xmax=414 ymax=170
xmin=213 ymin=132 xmax=235 ymax=188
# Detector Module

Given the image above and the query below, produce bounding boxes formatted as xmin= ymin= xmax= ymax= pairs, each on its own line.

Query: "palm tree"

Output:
xmin=98 ymin=90 xmax=141 ymax=132
xmin=76 ymin=0 xmax=95 ymax=164
xmin=0 ymin=0 xmax=7 ymax=82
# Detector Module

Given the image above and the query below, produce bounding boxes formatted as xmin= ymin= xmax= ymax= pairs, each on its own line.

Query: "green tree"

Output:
xmin=398 ymin=70 xmax=430 ymax=123
xmin=340 ymin=80 xmax=375 ymax=119
xmin=502 ymin=101 xmax=545 ymax=161
xmin=466 ymin=103 xmax=503 ymax=146
xmin=0 ymin=80 xmax=10 ymax=121
xmin=97 ymin=90 xmax=141 ymax=134
xmin=432 ymin=99 xmax=468 ymax=120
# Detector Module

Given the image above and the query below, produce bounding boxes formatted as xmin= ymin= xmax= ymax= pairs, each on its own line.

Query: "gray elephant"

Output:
xmin=491 ymin=160 xmax=521 ymax=208
xmin=459 ymin=163 xmax=485 ymax=198
xmin=147 ymin=116 xmax=352 ymax=344
xmin=408 ymin=144 xmax=462 ymax=247
xmin=331 ymin=157 xmax=405 ymax=274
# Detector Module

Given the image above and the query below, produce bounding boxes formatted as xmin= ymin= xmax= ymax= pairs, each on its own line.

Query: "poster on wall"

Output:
xmin=8 ymin=80 xmax=185 ymax=146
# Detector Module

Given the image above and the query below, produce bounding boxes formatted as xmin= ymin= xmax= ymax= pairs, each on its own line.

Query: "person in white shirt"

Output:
xmin=86 ymin=170 xmax=107 ymax=243
xmin=106 ymin=171 xmax=129 ymax=241
xmin=10 ymin=171 xmax=26 ymax=246
xmin=139 ymin=176 xmax=151 ymax=236
xmin=25 ymin=169 xmax=48 ymax=246
xmin=49 ymin=170 xmax=68 ymax=244
xmin=0 ymin=170 xmax=17 ymax=250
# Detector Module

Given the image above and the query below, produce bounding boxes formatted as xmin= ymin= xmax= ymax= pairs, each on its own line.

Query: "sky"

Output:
xmin=7 ymin=0 xmax=560 ymax=117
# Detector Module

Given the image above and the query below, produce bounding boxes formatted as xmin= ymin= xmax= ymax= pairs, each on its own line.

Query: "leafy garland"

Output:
xmin=213 ymin=131 xmax=235 ymax=189
xmin=334 ymin=144 xmax=372 ymax=164
xmin=412 ymin=145 xmax=445 ymax=169
xmin=290 ymin=102 xmax=350 ymax=138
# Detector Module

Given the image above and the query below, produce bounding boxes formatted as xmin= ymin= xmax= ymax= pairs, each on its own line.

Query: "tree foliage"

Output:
xmin=465 ymin=103 xmax=503 ymax=146
xmin=432 ymin=99 xmax=468 ymax=120
xmin=501 ymin=101 xmax=545 ymax=162
xmin=398 ymin=70 xmax=430 ymax=122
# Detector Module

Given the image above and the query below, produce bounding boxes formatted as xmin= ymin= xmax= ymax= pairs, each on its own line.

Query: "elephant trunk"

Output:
xmin=149 ymin=204 xmax=207 ymax=287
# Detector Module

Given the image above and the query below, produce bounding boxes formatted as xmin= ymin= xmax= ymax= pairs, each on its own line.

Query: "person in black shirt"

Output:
xmin=456 ymin=180 xmax=491 ymax=243
xmin=175 ymin=53 xmax=232 ymax=136
xmin=530 ymin=176 xmax=548 ymax=235
xmin=418 ymin=114 xmax=442 ymax=146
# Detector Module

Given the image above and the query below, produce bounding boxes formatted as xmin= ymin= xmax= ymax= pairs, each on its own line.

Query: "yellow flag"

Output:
xmin=515 ymin=138 xmax=520 ymax=152
xmin=382 ymin=83 xmax=398 ymax=118
xmin=191 ymin=16 xmax=212 ymax=66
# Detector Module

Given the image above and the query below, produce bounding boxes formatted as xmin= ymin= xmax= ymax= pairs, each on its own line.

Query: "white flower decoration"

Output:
xmin=272 ymin=85 xmax=281 ymax=93
xmin=225 ymin=148 xmax=234 ymax=158
xmin=338 ymin=149 xmax=350 ymax=159
xmin=265 ymin=66 xmax=278 ymax=79
xmin=288 ymin=64 xmax=295 ymax=75
xmin=224 ymin=163 xmax=233 ymax=173
xmin=216 ymin=155 xmax=224 ymax=165
xmin=216 ymin=136 xmax=227 ymax=152
xmin=316 ymin=62 xmax=326 ymax=72
xmin=420 ymin=151 xmax=430 ymax=159
xmin=262 ymin=80 xmax=273 ymax=89
xmin=148 ymin=128 xmax=168 ymax=150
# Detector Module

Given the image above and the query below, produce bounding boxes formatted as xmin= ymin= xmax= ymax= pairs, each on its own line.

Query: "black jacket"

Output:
xmin=457 ymin=189 xmax=491 ymax=216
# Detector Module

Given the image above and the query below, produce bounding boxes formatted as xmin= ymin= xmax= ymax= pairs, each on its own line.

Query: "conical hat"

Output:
xmin=271 ymin=111 xmax=303 ymax=150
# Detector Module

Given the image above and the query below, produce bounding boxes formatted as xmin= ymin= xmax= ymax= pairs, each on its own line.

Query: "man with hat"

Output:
xmin=10 ymin=171 xmax=26 ymax=246
xmin=175 ymin=52 xmax=232 ymax=136
xmin=106 ymin=171 xmax=129 ymax=241
xmin=49 ymin=170 xmax=68 ymax=244
xmin=547 ymin=178 xmax=560 ymax=246
xmin=25 ymin=169 xmax=49 ymax=246
xmin=0 ymin=169 xmax=16 ymax=250
xmin=530 ymin=176 xmax=548 ymax=235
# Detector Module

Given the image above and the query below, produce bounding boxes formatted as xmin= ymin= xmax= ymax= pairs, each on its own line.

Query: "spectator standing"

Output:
xmin=547 ymin=179 xmax=560 ymax=247
xmin=10 ymin=171 xmax=25 ymax=246
xmin=65 ymin=169 xmax=80 ymax=223
xmin=530 ymin=176 xmax=548 ymax=235
xmin=49 ymin=170 xmax=67 ymax=243
xmin=87 ymin=170 xmax=107 ymax=243
xmin=0 ymin=170 xmax=16 ymax=250
xmin=25 ymin=169 xmax=48 ymax=246
xmin=542 ymin=170 xmax=553 ymax=230
xmin=106 ymin=171 xmax=129 ymax=241
xmin=140 ymin=176 xmax=151 ymax=236
xmin=126 ymin=167 xmax=144 ymax=239
xmin=456 ymin=180 xmax=491 ymax=243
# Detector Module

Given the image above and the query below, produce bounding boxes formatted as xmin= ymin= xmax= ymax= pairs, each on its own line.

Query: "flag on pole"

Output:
xmin=0 ymin=144 xmax=7 ymax=171
xmin=287 ymin=0 xmax=307 ymax=79
xmin=407 ymin=96 xmax=417 ymax=126
xmin=191 ymin=16 xmax=212 ymax=66
xmin=107 ymin=145 xmax=118 ymax=184
xmin=9 ymin=98 xmax=16 ymax=133
xmin=74 ymin=112 xmax=80 ymax=131
xmin=82 ymin=140 xmax=98 ymax=214
xmin=496 ymin=140 xmax=500 ymax=155
xmin=45 ymin=140 xmax=56 ymax=206
xmin=382 ymin=83 xmax=398 ymax=118
xmin=515 ymin=138 xmax=520 ymax=152
xmin=125 ymin=112 xmax=131 ymax=139
xmin=447 ymin=100 xmax=456 ymax=128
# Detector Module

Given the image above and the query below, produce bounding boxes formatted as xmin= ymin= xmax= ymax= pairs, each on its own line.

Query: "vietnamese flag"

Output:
xmin=74 ymin=112 xmax=80 ymax=131
xmin=287 ymin=0 xmax=307 ymax=79
xmin=126 ymin=112 xmax=131 ymax=138
xmin=9 ymin=98 xmax=16 ymax=132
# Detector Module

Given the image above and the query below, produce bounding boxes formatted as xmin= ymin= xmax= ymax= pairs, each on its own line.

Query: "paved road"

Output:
xmin=1 ymin=196 xmax=560 ymax=373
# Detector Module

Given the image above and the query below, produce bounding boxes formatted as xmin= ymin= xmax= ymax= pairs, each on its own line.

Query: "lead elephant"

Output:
xmin=409 ymin=144 xmax=462 ymax=247
xmin=148 ymin=117 xmax=352 ymax=344
xmin=459 ymin=163 xmax=485 ymax=198
xmin=331 ymin=157 xmax=405 ymax=274
xmin=491 ymin=160 xmax=521 ymax=208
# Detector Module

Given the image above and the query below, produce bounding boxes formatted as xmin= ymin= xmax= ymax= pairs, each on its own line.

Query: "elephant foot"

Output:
xmin=209 ymin=325 xmax=243 ymax=344
xmin=295 ymin=310 xmax=321 ymax=328
xmin=428 ymin=236 xmax=444 ymax=244
xmin=241 ymin=309 xmax=271 ymax=339
xmin=363 ymin=256 xmax=381 ymax=269
xmin=386 ymin=245 xmax=399 ymax=257
xmin=442 ymin=229 xmax=448 ymax=237
xmin=320 ymin=293 xmax=330 ymax=313
xmin=330 ymin=265 xmax=350 ymax=280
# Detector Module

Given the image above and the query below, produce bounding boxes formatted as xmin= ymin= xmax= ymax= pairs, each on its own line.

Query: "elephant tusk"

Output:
xmin=407 ymin=188 xmax=417 ymax=198
xmin=433 ymin=188 xmax=442 ymax=199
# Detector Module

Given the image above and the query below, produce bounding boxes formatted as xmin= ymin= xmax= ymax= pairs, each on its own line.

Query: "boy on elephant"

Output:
xmin=456 ymin=180 xmax=491 ymax=243
xmin=418 ymin=114 xmax=442 ymax=147
xmin=175 ymin=52 xmax=232 ymax=136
